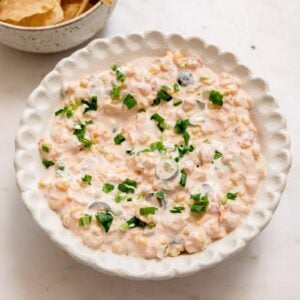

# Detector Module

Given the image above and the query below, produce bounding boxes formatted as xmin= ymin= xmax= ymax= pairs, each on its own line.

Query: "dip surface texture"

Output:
xmin=38 ymin=51 xmax=265 ymax=259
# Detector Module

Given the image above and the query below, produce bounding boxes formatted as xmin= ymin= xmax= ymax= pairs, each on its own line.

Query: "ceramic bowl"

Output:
xmin=0 ymin=1 xmax=117 ymax=53
xmin=14 ymin=31 xmax=292 ymax=280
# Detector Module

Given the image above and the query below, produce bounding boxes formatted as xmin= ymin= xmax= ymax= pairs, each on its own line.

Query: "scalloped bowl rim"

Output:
xmin=14 ymin=31 xmax=292 ymax=280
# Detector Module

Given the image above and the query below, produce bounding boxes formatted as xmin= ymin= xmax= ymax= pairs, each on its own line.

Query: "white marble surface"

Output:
xmin=0 ymin=0 xmax=299 ymax=299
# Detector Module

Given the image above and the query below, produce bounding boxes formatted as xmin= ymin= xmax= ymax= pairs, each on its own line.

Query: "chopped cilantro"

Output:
xmin=179 ymin=169 xmax=187 ymax=187
xmin=140 ymin=207 xmax=157 ymax=216
xmin=209 ymin=90 xmax=223 ymax=106
xmin=85 ymin=120 xmax=93 ymax=125
xmin=82 ymin=96 xmax=98 ymax=113
xmin=203 ymin=138 xmax=211 ymax=144
xmin=138 ymin=108 xmax=146 ymax=113
xmin=78 ymin=214 xmax=92 ymax=227
xmin=213 ymin=150 xmax=223 ymax=160
xmin=114 ymin=133 xmax=126 ymax=145
xmin=150 ymin=113 xmax=168 ymax=132
xmin=102 ymin=183 xmax=114 ymax=193
xmin=190 ymin=194 xmax=209 ymax=214
xmin=42 ymin=159 xmax=55 ymax=169
xmin=96 ymin=212 xmax=113 ymax=232
xmin=123 ymin=93 xmax=137 ymax=109
xmin=170 ymin=206 xmax=185 ymax=213
xmin=82 ymin=174 xmax=92 ymax=185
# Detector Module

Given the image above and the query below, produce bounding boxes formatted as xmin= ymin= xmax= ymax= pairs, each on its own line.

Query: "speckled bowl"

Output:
xmin=14 ymin=32 xmax=292 ymax=280
xmin=0 ymin=1 xmax=117 ymax=53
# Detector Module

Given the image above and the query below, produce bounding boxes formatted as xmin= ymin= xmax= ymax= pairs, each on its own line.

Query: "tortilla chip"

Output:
xmin=75 ymin=0 xmax=89 ymax=17
xmin=15 ymin=0 xmax=64 ymax=26
xmin=62 ymin=3 xmax=81 ymax=21
xmin=0 ymin=0 xmax=54 ymax=22
xmin=102 ymin=0 xmax=113 ymax=5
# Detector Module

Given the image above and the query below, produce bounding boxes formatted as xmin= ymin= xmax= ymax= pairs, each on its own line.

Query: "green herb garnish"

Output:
xmin=102 ymin=183 xmax=114 ymax=193
xmin=126 ymin=216 xmax=147 ymax=228
xmin=170 ymin=206 xmax=185 ymax=213
xmin=152 ymin=87 xmax=173 ymax=105
xmin=151 ymin=113 xmax=168 ymax=132
xmin=175 ymin=119 xmax=189 ymax=134
xmin=190 ymin=194 xmax=209 ymax=214
xmin=111 ymin=64 xmax=126 ymax=82
xmin=226 ymin=192 xmax=238 ymax=200
xmin=82 ymin=96 xmax=98 ymax=113
xmin=179 ymin=169 xmax=187 ymax=187
xmin=55 ymin=106 xmax=73 ymax=118
xmin=174 ymin=144 xmax=194 ymax=162
xmin=115 ymin=193 xmax=126 ymax=203
xmin=126 ymin=148 xmax=135 ymax=155
xmin=157 ymin=89 xmax=172 ymax=101
xmin=148 ymin=140 xmax=166 ymax=152
xmin=41 ymin=145 xmax=50 ymax=153
xmin=182 ymin=130 xmax=190 ymax=146
xmin=82 ymin=174 xmax=92 ymax=185
xmin=42 ymin=159 xmax=55 ymax=169
xmin=73 ymin=123 xmax=92 ymax=149
xmin=57 ymin=164 xmax=65 ymax=171
xmin=85 ymin=120 xmax=93 ymax=125
xmin=78 ymin=214 xmax=92 ymax=227
xmin=173 ymin=98 xmax=183 ymax=106
xmin=173 ymin=82 xmax=180 ymax=92
xmin=123 ymin=93 xmax=137 ymax=109
xmin=96 ymin=212 xmax=113 ymax=232
xmin=114 ymin=133 xmax=126 ymax=145
xmin=213 ymin=150 xmax=223 ymax=160
xmin=140 ymin=206 xmax=157 ymax=216
xmin=138 ymin=108 xmax=146 ymax=113
xmin=209 ymin=90 xmax=223 ymax=106
xmin=122 ymin=178 xmax=137 ymax=188
xmin=111 ymin=85 xmax=121 ymax=99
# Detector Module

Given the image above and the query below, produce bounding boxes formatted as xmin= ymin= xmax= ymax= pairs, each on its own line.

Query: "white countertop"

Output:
xmin=0 ymin=0 xmax=299 ymax=299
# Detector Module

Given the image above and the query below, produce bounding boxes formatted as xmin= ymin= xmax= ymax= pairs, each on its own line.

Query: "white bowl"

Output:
xmin=14 ymin=31 xmax=292 ymax=280
xmin=0 ymin=1 xmax=117 ymax=53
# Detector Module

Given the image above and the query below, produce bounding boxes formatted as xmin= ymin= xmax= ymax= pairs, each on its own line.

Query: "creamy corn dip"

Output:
xmin=38 ymin=51 xmax=265 ymax=258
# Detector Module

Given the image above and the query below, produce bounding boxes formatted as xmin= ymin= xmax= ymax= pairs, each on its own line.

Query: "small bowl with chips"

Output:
xmin=0 ymin=0 xmax=117 ymax=53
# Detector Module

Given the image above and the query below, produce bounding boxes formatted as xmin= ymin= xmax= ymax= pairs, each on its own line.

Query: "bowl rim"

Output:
xmin=14 ymin=31 xmax=292 ymax=280
xmin=0 ymin=1 xmax=105 ymax=31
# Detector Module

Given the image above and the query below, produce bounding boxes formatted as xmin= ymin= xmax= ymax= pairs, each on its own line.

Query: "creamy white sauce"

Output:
xmin=38 ymin=51 xmax=265 ymax=258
